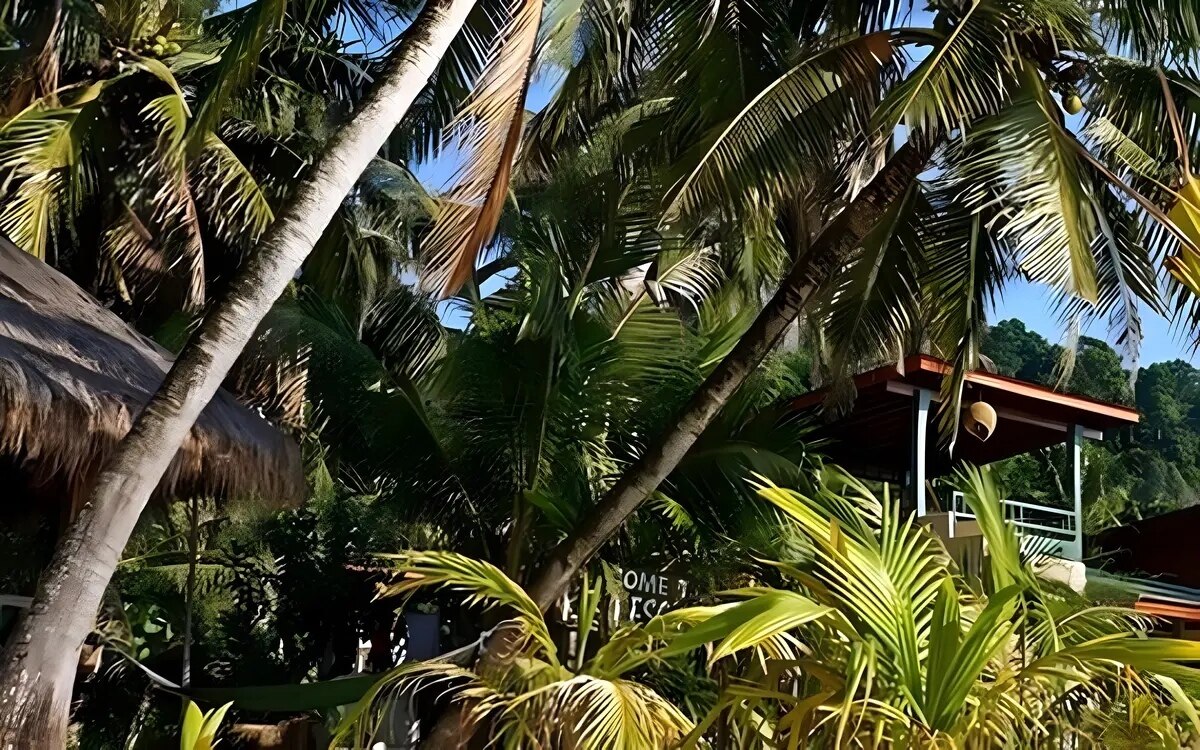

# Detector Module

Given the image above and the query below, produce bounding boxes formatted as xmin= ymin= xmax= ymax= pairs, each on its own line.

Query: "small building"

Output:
xmin=1095 ymin=506 xmax=1200 ymax=636
xmin=790 ymin=355 xmax=1139 ymax=562
xmin=0 ymin=237 xmax=304 ymax=613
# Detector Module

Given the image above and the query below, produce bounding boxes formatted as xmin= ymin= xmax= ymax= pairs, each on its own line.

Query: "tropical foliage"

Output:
xmin=983 ymin=319 xmax=1200 ymax=530
xmin=8 ymin=0 xmax=1200 ymax=744
xmin=0 ymin=0 xmax=442 ymax=327
xmin=339 ymin=465 xmax=1200 ymax=748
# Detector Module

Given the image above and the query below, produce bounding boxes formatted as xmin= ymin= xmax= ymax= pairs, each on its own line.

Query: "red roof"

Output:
xmin=788 ymin=355 xmax=1138 ymax=481
xmin=1135 ymin=597 xmax=1200 ymax=622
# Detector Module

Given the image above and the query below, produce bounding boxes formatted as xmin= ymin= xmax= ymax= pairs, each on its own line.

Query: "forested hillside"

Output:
xmin=983 ymin=319 xmax=1200 ymax=530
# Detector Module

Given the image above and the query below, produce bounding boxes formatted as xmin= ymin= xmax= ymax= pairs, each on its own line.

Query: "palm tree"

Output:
xmin=693 ymin=465 xmax=1200 ymax=747
xmin=403 ymin=3 xmax=1200 ymax=741
xmin=340 ymin=465 xmax=1200 ymax=747
xmin=333 ymin=550 xmax=828 ymax=748
xmin=517 ymin=0 xmax=1200 ymax=616
xmin=256 ymin=116 xmax=809 ymax=577
xmin=0 ymin=0 xmax=490 ymax=742
xmin=0 ymin=0 xmax=421 ymax=321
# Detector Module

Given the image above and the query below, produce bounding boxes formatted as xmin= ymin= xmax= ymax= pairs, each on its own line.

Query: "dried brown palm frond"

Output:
xmin=419 ymin=0 xmax=544 ymax=299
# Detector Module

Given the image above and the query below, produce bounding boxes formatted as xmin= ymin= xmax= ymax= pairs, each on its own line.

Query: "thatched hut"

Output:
xmin=0 ymin=237 xmax=303 ymax=600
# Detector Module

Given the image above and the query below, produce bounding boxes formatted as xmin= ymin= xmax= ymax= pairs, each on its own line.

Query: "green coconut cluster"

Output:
xmin=132 ymin=34 xmax=182 ymax=59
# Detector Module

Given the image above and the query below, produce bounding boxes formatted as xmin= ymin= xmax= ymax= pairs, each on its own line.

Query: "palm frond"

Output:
xmin=362 ymin=285 xmax=447 ymax=382
xmin=818 ymin=178 xmax=922 ymax=394
xmin=0 ymin=84 xmax=104 ymax=259
xmin=375 ymin=550 xmax=557 ymax=662
xmin=420 ymin=0 xmax=544 ymax=298
xmin=192 ymin=133 xmax=275 ymax=251
xmin=664 ymin=30 xmax=907 ymax=218
xmin=919 ymin=189 xmax=1008 ymax=442
xmin=661 ymin=589 xmax=830 ymax=664
xmin=142 ymin=93 xmax=205 ymax=309
xmin=506 ymin=675 xmax=695 ymax=749
xmin=520 ymin=0 xmax=643 ymax=176
xmin=754 ymin=475 xmax=950 ymax=701
xmin=1061 ymin=189 xmax=1162 ymax=373
xmin=952 ymin=65 xmax=1100 ymax=303
xmin=872 ymin=0 xmax=1024 ymax=137
xmin=1097 ymin=0 xmax=1200 ymax=60
xmin=190 ymin=0 xmax=287 ymax=147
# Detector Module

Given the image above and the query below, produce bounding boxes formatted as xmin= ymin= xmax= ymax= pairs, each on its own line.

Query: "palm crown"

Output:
xmin=521 ymin=0 xmax=1200 ymax=433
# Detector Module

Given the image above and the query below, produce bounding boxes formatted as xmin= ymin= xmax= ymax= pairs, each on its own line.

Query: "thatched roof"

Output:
xmin=0 ymin=237 xmax=303 ymax=508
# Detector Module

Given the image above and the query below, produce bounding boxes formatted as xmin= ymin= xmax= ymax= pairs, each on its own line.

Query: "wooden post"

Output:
xmin=911 ymin=389 xmax=933 ymax=517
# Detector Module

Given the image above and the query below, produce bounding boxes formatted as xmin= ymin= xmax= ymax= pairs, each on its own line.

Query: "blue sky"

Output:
xmin=990 ymin=282 xmax=1197 ymax=366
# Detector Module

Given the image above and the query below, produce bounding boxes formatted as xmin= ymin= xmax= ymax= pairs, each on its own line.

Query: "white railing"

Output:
xmin=948 ymin=491 xmax=1081 ymax=561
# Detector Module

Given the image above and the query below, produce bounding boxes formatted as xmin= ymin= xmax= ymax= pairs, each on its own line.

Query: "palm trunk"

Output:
xmin=0 ymin=0 xmax=475 ymax=743
xmin=420 ymin=141 xmax=933 ymax=750
xmin=525 ymin=140 xmax=933 ymax=610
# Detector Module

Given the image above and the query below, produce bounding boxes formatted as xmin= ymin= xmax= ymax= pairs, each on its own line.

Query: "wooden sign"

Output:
xmin=616 ymin=567 xmax=689 ymax=622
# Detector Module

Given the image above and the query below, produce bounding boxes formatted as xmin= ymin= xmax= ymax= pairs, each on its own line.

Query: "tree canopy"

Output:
xmin=983 ymin=318 xmax=1200 ymax=523
xmin=9 ymin=0 xmax=1200 ymax=745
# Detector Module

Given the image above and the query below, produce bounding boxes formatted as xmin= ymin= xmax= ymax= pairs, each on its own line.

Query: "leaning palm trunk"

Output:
xmin=0 ymin=0 xmax=476 ymax=743
xmin=524 ymin=140 xmax=932 ymax=611
xmin=419 ymin=141 xmax=933 ymax=750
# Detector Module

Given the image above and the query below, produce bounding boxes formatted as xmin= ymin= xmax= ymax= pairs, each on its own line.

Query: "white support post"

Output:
xmin=912 ymin=388 xmax=933 ymax=517
xmin=1066 ymin=424 xmax=1084 ymax=561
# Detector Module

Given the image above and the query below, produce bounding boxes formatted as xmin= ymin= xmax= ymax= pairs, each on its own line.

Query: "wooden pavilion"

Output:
xmin=790 ymin=355 xmax=1140 ymax=561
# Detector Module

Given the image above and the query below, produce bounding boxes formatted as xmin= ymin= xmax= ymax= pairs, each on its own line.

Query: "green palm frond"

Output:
xmin=950 ymin=464 xmax=1028 ymax=591
xmin=192 ymin=133 xmax=275 ymax=249
xmin=818 ymin=178 xmax=922 ymax=392
xmin=98 ymin=207 xmax=151 ymax=303
xmin=505 ymin=674 xmax=694 ymax=749
xmin=362 ymin=285 xmax=447 ymax=382
xmin=919 ymin=191 xmax=1008 ymax=441
xmin=141 ymin=92 xmax=206 ymax=308
xmin=872 ymin=0 xmax=1020 ymax=136
xmin=251 ymin=292 xmax=465 ymax=522
xmin=332 ymin=661 xmax=479 ymax=749
xmin=190 ymin=0 xmax=287 ymax=147
xmin=754 ymin=476 xmax=949 ymax=699
xmin=1068 ymin=189 xmax=1162 ymax=369
xmin=0 ymin=84 xmax=104 ymax=258
xmin=1080 ymin=57 xmax=1195 ymax=200
xmin=375 ymin=550 xmax=558 ymax=662
xmin=662 ymin=589 xmax=830 ymax=665
xmin=1098 ymin=0 xmax=1200 ymax=60
xmin=733 ymin=465 xmax=1200 ymax=745
xmin=520 ymin=0 xmax=643 ymax=176
xmin=664 ymin=30 xmax=908 ymax=218
xmin=648 ymin=245 xmax=726 ymax=312
xmin=924 ymin=583 xmax=1019 ymax=730
xmin=952 ymin=65 xmax=1100 ymax=303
